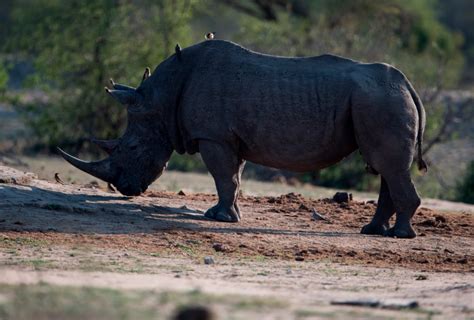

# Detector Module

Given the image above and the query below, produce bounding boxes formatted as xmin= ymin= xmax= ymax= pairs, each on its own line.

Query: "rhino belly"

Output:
xmin=238 ymin=120 xmax=358 ymax=172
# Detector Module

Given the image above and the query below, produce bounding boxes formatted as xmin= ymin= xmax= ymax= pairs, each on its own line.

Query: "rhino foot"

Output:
xmin=204 ymin=204 xmax=240 ymax=223
xmin=360 ymin=222 xmax=388 ymax=236
xmin=384 ymin=225 xmax=416 ymax=239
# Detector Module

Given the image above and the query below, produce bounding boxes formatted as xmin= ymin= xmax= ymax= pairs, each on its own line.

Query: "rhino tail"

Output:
xmin=406 ymin=80 xmax=428 ymax=174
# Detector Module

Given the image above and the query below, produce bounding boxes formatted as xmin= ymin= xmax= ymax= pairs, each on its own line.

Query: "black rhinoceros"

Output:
xmin=59 ymin=39 xmax=427 ymax=238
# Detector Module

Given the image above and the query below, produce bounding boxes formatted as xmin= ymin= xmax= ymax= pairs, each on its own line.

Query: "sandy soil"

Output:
xmin=0 ymin=165 xmax=473 ymax=319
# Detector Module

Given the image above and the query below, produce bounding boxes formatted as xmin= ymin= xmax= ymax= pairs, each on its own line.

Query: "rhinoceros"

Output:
xmin=59 ymin=39 xmax=428 ymax=239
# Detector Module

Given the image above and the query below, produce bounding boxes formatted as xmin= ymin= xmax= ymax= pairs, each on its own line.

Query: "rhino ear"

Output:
xmin=141 ymin=67 xmax=151 ymax=84
xmin=175 ymin=44 xmax=182 ymax=61
xmin=105 ymin=87 xmax=140 ymax=105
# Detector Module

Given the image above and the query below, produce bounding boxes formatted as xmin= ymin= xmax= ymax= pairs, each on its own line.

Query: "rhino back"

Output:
xmin=180 ymin=41 xmax=360 ymax=171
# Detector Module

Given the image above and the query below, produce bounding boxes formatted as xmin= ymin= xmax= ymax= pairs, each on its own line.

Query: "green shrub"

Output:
xmin=4 ymin=0 xmax=198 ymax=151
xmin=456 ymin=161 xmax=474 ymax=204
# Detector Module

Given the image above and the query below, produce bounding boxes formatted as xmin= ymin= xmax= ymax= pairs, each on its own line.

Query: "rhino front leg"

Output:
xmin=199 ymin=140 xmax=245 ymax=222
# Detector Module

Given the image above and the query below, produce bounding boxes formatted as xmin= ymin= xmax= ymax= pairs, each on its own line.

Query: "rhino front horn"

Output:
xmin=57 ymin=147 xmax=116 ymax=183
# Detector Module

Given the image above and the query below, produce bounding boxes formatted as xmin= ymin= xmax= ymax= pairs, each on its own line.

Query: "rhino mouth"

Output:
xmin=115 ymin=183 xmax=143 ymax=197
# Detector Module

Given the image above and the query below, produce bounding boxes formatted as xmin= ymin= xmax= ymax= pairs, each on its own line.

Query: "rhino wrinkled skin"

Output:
xmin=59 ymin=40 xmax=428 ymax=239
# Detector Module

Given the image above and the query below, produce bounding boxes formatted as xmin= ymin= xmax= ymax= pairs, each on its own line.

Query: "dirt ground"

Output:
xmin=0 ymin=165 xmax=473 ymax=319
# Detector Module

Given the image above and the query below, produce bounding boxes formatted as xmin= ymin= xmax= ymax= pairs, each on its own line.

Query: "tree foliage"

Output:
xmin=4 ymin=0 xmax=197 ymax=151
xmin=456 ymin=161 xmax=474 ymax=204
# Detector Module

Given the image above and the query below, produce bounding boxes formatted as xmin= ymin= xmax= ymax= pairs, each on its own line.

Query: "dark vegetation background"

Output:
xmin=0 ymin=0 xmax=472 ymax=203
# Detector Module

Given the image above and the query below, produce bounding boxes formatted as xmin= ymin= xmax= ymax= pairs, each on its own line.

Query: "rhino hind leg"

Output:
xmin=361 ymin=177 xmax=394 ymax=235
xmin=199 ymin=140 xmax=245 ymax=223
xmin=382 ymin=172 xmax=420 ymax=238
xmin=352 ymin=96 xmax=421 ymax=238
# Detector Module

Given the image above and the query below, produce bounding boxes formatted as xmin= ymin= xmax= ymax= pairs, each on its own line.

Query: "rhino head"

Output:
xmin=58 ymin=68 xmax=173 ymax=196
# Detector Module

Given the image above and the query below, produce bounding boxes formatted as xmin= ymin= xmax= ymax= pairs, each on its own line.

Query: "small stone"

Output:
xmin=295 ymin=256 xmax=305 ymax=262
xmin=347 ymin=250 xmax=357 ymax=257
xmin=298 ymin=203 xmax=310 ymax=211
xmin=212 ymin=243 xmax=226 ymax=252
xmin=333 ymin=192 xmax=353 ymax=203
xmin=204 ymin=256 xmax=215 ymax=265
xmin=174 ymin=305 xmax=215 ymax=320
xmin=415 ymin=274 xmax=427 ymax=280
xmin=178 ymin=190 xmax=186 ymax=196
xmin=312 ymin=208 xmax=329 ymax=221
xmin=331 ymin=299 xmax=380 ymax=308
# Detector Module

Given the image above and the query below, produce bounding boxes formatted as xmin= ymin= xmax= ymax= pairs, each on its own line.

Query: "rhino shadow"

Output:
xmin=0 ymin=183 xmax=355 ymax=238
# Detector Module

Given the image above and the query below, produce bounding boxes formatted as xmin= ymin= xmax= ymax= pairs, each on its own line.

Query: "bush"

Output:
xmin=456 ymin=161 xmax=474 ymax=203
xmin=4 ymin=0 xmax=198 ymax=152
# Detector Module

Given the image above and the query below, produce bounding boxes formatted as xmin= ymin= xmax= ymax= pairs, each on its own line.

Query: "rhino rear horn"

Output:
xmin=105 ymin=87 xmax=139 ymax=105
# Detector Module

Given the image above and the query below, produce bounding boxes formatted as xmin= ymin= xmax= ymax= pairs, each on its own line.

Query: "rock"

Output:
xmin=295 ymin=256 xmax=305 ymax=261
xmin=415 ymin=274 xmax=428 ymax=280
xmin=331 ymin=298 xmax=380 ymax=308
xmin=272 ymin=175 xmax=287 ymax=184
xmin=333 ymin=192 xmax=353 ymax=203
xmin=178 ymin=190 xmax=186 ymax=196
xmin=173 ymin=305 xmax=215 ymax=320
xmin=212 ymin=243 xmax=226 ymax=252
xmin=204 ymin=256 xmax=215 ymax=265
xmin=380 ymin=299 xmax=419 ymax=310
xmin=0 ymin=166 xmax=37 ymax=185
xmin=107 ymin=183 xmax=116 ymax=193
xmin=298 ymin=203 xmax=310 ymax=211
xmin=312 ymin=208 xmax=329 ymax=222
xmin=418 ymin=218 xmax=439 ymax=227
xmin=331 ymin=299 xmax=419 ymax=310
xmin=83 ymin=180 xmax=99 ymax=189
